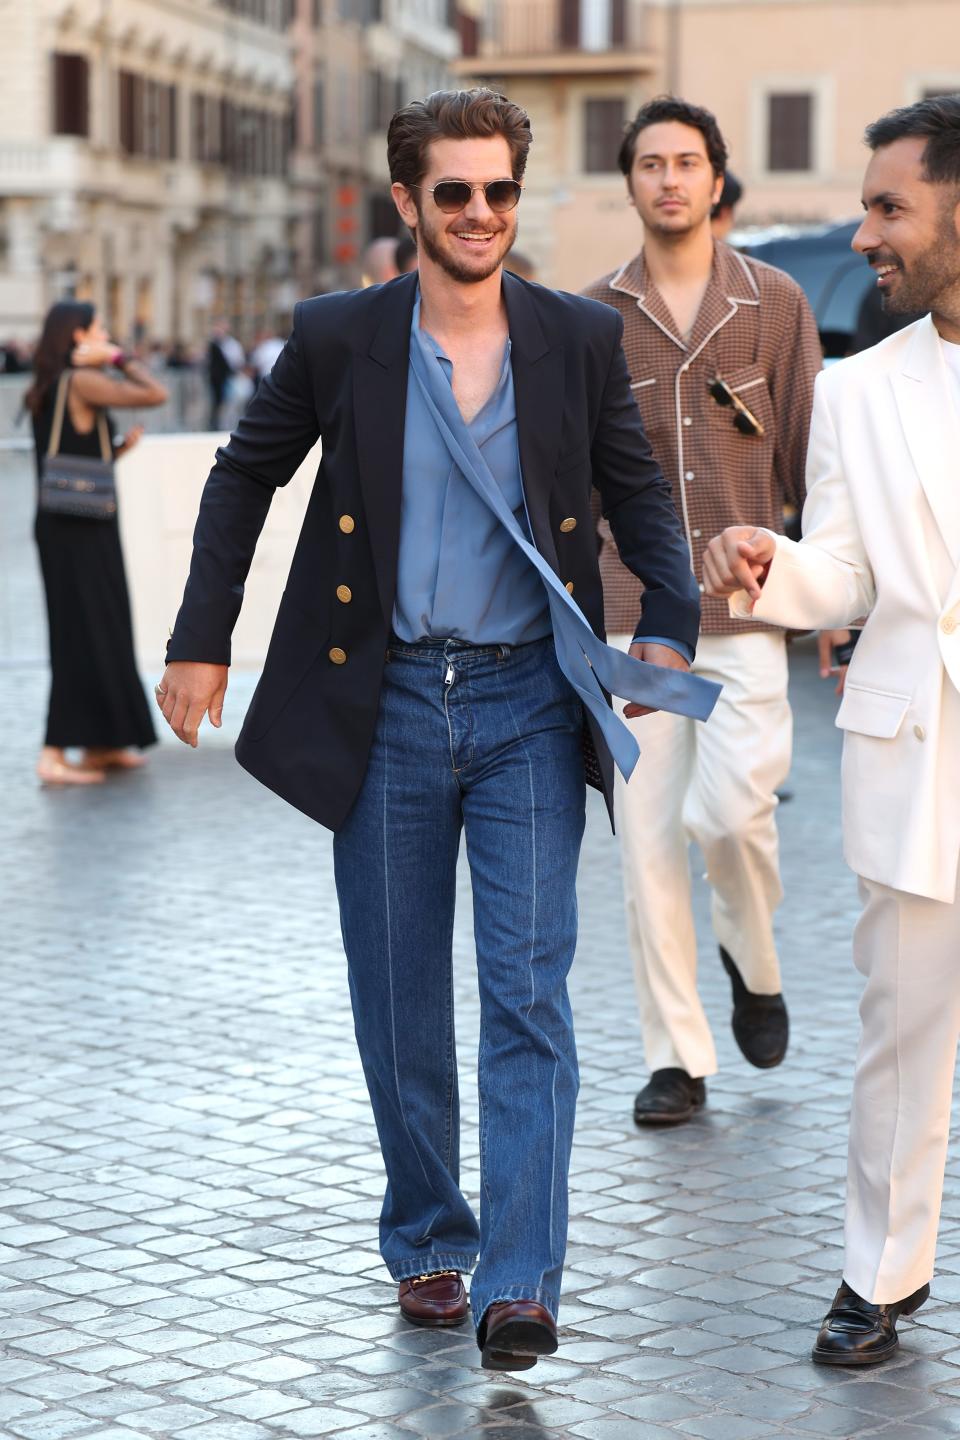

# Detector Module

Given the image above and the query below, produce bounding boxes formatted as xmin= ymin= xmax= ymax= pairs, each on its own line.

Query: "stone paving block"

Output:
xmin=6 ymin=1412 xmax=101 ymax=1440
xmin=569 ymin=1419 xmax=678 ymax=1439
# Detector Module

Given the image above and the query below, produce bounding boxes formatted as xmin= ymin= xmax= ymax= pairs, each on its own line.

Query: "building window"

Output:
xmin=52 ymin=53 xmax=89 ymax=137
xmin=584 ymin=97 xmax=625 ymax=175
xmin=767 ymin=93 xmax=813 ymax=172
xmin=119 ymin=71 xmax=178 ymax=159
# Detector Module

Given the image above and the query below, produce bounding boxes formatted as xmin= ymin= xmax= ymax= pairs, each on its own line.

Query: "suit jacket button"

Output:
xmin=559 ymin=517 xmax=577 ymax=533
xmin=913 ymin=723 xmax=926 ymax=741
xmin=329 ymin=647 xmax=347 ymax=665
xmin=941 ymin=615 xmax=956 ymax=635
xmin=338 ymin=514 xmax=355 ymax=534
xmin=565 ymin=580 xmax=574 ymax=594
xmin=336 ymin=585 xmax=352 ymax=603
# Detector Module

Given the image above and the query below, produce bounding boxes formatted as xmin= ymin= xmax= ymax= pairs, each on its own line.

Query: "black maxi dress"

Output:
xmin=32 ymin=372 xmax=157 ymax=751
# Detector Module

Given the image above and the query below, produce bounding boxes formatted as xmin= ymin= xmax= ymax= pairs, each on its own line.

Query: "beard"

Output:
xmin=880 ymin=224 xmax=960 ymax=315
xmin=415 ymin=207 xmax=516 ymax=285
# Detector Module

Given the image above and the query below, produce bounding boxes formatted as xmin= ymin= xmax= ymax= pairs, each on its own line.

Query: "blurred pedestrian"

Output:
xmin=582 ymin=96 xmax=822 ymax=1124
xmin=24 ymin=300 xmax=168 ymax=786
xmin=206 ymin=319 xmax=242 ymax=429
xmin=249 ymin=329 xmax=285 ymax=386
xmin=710 ymin=170 xmax=743 ymax=239
xmin=704 ymin=93 xmax=960 ymax=1371
xmin=155 ymin=87 xmax=716 ymax=1371
xmin=362 ymin=236 xmax=401 ymax=286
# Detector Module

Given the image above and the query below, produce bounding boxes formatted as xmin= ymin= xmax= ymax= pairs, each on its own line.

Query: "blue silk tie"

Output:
xmin=408 ymin=330 xmax=720 ymax=783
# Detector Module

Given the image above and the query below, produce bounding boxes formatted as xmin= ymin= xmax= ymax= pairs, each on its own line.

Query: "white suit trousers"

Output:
xmin=845 ymin=871 xmax=960 ymax=1304
xmin=611 ymin=630 xmax=792 ymax=1077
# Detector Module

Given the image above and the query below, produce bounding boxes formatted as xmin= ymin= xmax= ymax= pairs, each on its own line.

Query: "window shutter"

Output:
xmin=53 ymin=53 xmax=90 ymax=137
xmin=559 ymin=0 xmax=580 ymax=47
xmin=584 ymin=97 xmax=625 ymax=174
xmin=119 ymin=70 xmax=136 ymax=153
xmin=767 ymin=93 xmax=813 ymax=172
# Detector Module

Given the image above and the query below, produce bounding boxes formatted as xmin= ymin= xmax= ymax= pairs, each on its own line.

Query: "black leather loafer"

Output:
xmin=812 ymin=1279 xmax=930 ymax=1365
xmin=720 ymin=946 xmax=789 ymax=1069
xmin=633 ymin=1068 xmax=706 ymax=1125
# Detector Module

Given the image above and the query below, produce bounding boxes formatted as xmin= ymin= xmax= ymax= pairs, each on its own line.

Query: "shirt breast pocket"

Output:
xmin=707 ymin=364 xmax=775 ymax=447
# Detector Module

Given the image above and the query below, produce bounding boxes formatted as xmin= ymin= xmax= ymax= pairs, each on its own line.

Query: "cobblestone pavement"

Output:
xmin=4 ymin=452 xmax=960 ymax=1439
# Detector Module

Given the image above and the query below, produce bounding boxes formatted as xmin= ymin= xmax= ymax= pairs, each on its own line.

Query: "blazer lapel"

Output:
xmin=353 ymin=273 xmax=418 ymax=623
xmin=891 ymin=316 xmax=960 ymax=568
xmin=504 ymin=272 xmax=564 ymax=572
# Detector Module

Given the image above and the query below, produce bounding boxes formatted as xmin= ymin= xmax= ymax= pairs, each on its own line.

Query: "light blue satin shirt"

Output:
xmin=392 ymin=295 xmax=551 ymax=645
xmin=392 ymin=292 xmax=692 ymax=661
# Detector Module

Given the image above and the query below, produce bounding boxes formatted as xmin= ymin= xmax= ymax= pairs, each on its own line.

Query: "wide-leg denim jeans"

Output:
xmin=332 ymin=634 xmax=586 ymax=1332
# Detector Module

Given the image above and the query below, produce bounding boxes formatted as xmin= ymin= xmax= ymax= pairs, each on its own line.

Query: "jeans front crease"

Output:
xmin=333 ymin=636 xmax=585 ymax=1320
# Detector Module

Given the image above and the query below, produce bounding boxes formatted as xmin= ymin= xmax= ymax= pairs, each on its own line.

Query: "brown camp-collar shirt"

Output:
xmin=582 ymin=242 xmax=822 ymax=636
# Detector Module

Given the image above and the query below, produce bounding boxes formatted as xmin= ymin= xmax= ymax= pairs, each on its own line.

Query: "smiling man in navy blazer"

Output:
xmin=155 ymin=88 xmax=716 ymax=1371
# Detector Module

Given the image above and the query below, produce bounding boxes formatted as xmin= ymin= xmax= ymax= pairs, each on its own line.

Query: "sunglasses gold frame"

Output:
xmin=410 ymin=179 xmax=523 ymax=214
xmin=708 ymin=376 xmax=765 ymax=437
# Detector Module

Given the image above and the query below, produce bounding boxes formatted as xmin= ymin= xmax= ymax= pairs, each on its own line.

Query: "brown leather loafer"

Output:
xmin=397 ymin=1270 xmax=468 ymax=1328
xmin=479 ymin=1299 xmax=558 ymax=1371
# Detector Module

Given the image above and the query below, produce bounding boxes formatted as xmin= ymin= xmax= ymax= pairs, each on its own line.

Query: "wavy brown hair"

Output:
xmin=387 ymin=88 xmax=532 ymax=190
xmin=23 ymin=300 xmax=95 ymax=417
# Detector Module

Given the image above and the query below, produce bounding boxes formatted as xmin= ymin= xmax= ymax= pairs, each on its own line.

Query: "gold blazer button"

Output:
xmin=941 ymin=615 xmax=957 ymax=635
xmin=559 ymin=517 xmax=577 ymax=533
xmin=338 ymin=514 xmax=355 ymax=534
xmin=329 ymin=647 xmax=347 ymax=665
xmin=336 ymin=585 xmax=352 ymax=604
xmin=565 ymin=581 xmax=575 ymax=594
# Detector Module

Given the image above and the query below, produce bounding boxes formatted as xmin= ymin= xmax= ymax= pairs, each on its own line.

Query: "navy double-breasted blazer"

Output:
xmin=167 ymin=271 xmax=700 ymax=830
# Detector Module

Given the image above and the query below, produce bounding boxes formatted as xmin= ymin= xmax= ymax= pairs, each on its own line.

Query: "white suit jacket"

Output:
xmin=729 ymin=315 xmax=960 ymax=902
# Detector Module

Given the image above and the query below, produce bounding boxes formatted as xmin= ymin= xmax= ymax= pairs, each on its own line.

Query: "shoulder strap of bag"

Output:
xmin=45 ymin=371 xmax=113 ymax=463
xmin=46 ymin=372 xmax=70 ymax=458
xmin=95 ymin=407 xmax=111 ymax=463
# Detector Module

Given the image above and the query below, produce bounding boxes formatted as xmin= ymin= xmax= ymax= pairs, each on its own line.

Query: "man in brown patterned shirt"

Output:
xmin=582 ymin=96 xmax=822 ymax=1124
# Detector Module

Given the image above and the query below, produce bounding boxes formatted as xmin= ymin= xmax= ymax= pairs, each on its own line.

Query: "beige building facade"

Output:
xmin=454 ymin=0 xmax=960 ymax=292
xmin=0 ymin=0 xmax=457 ymax=347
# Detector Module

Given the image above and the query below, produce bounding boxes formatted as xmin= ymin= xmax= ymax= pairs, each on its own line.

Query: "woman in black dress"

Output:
xmin=25 ymin=301 xmax=169 ymax=785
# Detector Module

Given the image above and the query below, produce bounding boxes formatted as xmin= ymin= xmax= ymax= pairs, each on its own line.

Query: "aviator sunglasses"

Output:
xmin=412 ymin=178 xmax=523 ymax=214
xmin=708 ymin=375 xmax=765 ymax=437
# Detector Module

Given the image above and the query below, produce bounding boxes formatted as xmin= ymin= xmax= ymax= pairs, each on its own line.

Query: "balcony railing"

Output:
xmin=460 ymin=0 xmax=646 ymax=59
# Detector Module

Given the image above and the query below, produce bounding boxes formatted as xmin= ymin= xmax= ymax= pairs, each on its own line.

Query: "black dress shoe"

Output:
xmin=633 ymin=1068 xmax=706 ymax=1125
xmin=812 ymin=1279 xmax=931 ymax=1366
xmin=720 ymin=946 xmax=788 ymax=1069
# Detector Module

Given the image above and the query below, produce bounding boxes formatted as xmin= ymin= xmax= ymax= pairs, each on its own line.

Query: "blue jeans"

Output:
xmin=333 ymin=634 xmax=586 ymax=1332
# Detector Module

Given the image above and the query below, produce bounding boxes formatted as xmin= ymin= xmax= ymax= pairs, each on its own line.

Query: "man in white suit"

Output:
xmin=704 ymin=94 xmax=960 ymax=1367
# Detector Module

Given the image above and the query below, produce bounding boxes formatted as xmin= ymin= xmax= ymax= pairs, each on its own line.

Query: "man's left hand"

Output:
xmin=624 ymin=641 xmax=691 ymax=718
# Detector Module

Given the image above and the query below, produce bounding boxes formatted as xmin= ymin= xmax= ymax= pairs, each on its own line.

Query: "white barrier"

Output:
xmin=116 ymin=432 xmax=319 ymax=673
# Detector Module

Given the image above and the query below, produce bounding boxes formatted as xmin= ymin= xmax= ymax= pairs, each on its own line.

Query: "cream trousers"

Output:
xmin=611 ymin=630 xmax=792 ymax=1077
xmin=845 ymin=871 xmax=960 ymax=1303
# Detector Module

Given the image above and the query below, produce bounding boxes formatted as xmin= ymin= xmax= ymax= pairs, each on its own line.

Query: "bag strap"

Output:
xmin=45 ymin=370 xmax=113 ymax=464
xmin=95 ymin=408 xmax=111 ymax=463
xmin=45 ymin=372 xmax=70 ymax=458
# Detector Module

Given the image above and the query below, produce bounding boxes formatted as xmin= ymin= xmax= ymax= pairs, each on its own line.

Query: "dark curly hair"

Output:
xmin=618 ymin=95 xmax=728 ymax=181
